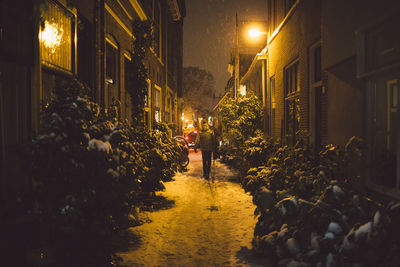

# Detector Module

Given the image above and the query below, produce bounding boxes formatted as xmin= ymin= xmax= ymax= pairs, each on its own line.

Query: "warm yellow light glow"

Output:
xmin=240 ymin=85 xmax=247 ymax=96
xmin=181 ymin=116 xmax=185 ymax=121
xmin=185 ymin=119 xmax=189 ymax=122
xmin=41 ymin=21 xmax=64 ymax=53
xmin=249 ymin=28 xmax=262 ymax=38
xmin=247 ymin=26 xmax=266 ymax=41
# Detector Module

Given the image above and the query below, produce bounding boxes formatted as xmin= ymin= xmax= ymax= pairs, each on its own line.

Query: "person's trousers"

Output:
xmin=202 ymin=150 xmax=212 ymax=178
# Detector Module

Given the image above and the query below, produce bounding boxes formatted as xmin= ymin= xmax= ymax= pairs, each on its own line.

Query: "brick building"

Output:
xmin=215 ymin=0 xmax=400 ymax=198
xmin=0 ymin=0 xmax=185 ymax=204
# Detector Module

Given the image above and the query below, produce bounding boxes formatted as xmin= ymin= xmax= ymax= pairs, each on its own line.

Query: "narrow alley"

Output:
xmin=118 ymin=151 xmax=272 ymax=267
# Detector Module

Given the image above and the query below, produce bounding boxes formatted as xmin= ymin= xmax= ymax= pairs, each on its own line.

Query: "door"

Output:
xmin=370 ymin=77 xmax=399 ymax=189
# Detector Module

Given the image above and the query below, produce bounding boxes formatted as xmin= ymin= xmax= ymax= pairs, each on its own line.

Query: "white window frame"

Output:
xmin=154 ymin=84 xmax=161 ymax=123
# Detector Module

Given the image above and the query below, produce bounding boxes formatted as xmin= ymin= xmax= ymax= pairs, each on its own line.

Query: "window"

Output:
xmin=106 ymin=41 xmax=117 ymax=84
xmin=154 ymin=86 xmax=161 ymax=123
xmin=144 ymin=79 xmax=150 ymax=108
xmin=285 ymin=62 xmax=299 ymax=95
xmin=105 ymin=38 xmax=119 ymax=106
xmin=124 ymin=53 xmax=132 ymax=119
xmin=144 ymin=80 xmax=151 ymax=128
xmin=40 ymin=0 xmax=76 ymax=73
xmin=166 ymin=93 xmax=173 ymax=122
xmin=268 ymin=0 xmax=277 ymax=32
xmin=309 ymin=42 xmax=322 ymax=147
xmin=240 ymin=84 xmax=247 ymax=96
xmin=172 ymin=95 xmax=176 ymax=123
xmin=77 ymin=15 xmax=93 ymax=86
xmin=390 ymin=82 xmax=399 ymax=108
xmin=270 ymin=76 xmax=276 ymax=136
xmin=314 ymin=45 xmax=322 ymax=83
xmin=285 ymin=62 xmax=300 ymax=144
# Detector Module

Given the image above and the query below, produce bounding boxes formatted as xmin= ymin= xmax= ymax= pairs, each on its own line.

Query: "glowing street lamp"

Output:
xmin=234 ymin=16 xmax=267 ymax=99
xmin=248 ymin=27 xmax=266 ymax=40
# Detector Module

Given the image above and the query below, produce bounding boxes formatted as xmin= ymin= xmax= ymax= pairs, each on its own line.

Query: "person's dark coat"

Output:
xmin=195 ymin=124 xmax=215 ymax=152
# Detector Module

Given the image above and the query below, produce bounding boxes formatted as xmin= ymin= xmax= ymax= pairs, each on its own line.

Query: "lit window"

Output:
xmin=40 ymin=0 xmax=76 ymax=72
xmin=106 ymin=41 xmax=117 ymax=84
xmin=240 ymin=84 xmax=246 ymax=96
xmin=154 ymin=87 xmax=161 ymax=122
xmin=144 ymin=80 xmax=151 ymax=128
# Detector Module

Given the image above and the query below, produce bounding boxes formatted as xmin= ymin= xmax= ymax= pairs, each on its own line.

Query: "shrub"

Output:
xmin=28 ymin=79 xmax=182 ymax=265
xmin=240 ymin=134 xmax=400 ymax=266
xmin=218 ymin=93 xmax=264 ymax=175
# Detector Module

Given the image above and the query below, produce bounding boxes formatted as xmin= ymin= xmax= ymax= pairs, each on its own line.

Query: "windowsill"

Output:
xmin=366 ymin=179 xmax=400 ymax=201
xmin=42 ymin=62 xmax=74 ymax=78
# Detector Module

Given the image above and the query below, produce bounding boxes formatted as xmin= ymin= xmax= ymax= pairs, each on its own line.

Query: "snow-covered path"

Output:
xmin=118 ymin=150 xmax=272 ymax=266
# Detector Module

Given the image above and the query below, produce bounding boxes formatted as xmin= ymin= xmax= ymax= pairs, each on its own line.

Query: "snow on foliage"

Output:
xmin=227 ymin=134 xmax=400 ymax=266
xmin=28 ymin=78 xmax=183 ymax=266
xmin=88 ymin=139 xmax=112 ymax=153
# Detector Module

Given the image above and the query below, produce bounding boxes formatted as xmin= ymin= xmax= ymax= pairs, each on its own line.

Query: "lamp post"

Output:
xmin=235 ymin=12 xmax=239 ymax=100
xmin=234 ymin=15 xmax=267 ymax=100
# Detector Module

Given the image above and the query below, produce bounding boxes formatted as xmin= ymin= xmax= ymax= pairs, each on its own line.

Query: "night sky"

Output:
xmin=183 ymin=0 xmax=268 ymax=96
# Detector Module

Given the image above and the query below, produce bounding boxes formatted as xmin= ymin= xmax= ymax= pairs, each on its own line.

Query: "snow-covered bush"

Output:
xmin=28 ymin=78 xmax=182 ymax=265
xmin=243 ymin=131 xmax=278 ymax=169
xmin=218 ymin=93 xmax=263 ymax=175
xmin=242 ymin=136 xmax=400 ymax=266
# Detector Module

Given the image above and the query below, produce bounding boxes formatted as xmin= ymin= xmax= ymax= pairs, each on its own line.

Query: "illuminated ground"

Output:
xmin=118 ymin=150 xmax=272 ymax=266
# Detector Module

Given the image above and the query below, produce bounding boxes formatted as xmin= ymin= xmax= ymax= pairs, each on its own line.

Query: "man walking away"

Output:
xmin=194 ymin=121 xmax=216 ymax=179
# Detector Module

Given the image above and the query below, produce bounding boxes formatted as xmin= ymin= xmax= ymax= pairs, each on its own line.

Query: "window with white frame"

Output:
xmin=40 ymin=0 xmax=76 ymax=73
xmin=154 ymin=86 xmax=161 ymax=123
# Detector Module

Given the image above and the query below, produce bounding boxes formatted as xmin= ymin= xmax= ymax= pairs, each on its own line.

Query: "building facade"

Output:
xmin=216 ymin=0 xmax=400 ymax=198
xmin=0 ymin=0 xmax=185 ymax=203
